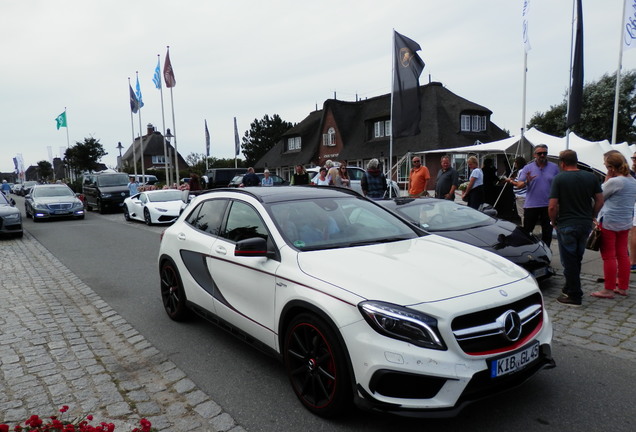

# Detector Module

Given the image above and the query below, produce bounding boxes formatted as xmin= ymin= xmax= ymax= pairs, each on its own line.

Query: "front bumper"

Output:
xmin=341 ymin=288 xmax=554 ymax=416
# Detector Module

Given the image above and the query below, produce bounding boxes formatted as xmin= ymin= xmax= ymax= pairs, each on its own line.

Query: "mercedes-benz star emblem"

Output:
xmin=497 ymin=310 xmax=522 ymax=342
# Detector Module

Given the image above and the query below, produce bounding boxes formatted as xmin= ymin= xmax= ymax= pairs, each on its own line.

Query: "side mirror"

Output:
xmin=234 ymin=237 xmax=273 ymax=258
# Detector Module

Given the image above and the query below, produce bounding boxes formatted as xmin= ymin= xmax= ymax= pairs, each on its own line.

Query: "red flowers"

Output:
xmin=0 ymin=407 xmax=154 ymax=432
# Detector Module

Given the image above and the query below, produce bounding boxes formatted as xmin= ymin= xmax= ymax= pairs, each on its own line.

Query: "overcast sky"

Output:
xmin=2 ymin=0 xmax=635 ymax=173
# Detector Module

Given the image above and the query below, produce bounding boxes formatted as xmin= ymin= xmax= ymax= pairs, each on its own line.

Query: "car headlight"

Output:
xmin=359 ymin=301 xmax=446 ymax=350
xmin=3 ymin=213 xmax=20 ymax=221
xmin=155 ymin=207 xmax=168 ymax=212
xmin=101 ymin=193 xmax=112 ymax=198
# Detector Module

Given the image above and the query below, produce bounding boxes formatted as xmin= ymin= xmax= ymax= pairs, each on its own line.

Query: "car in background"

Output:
xmin=378 ymin=197 xmax=553 ymax=280
xmin=228 ymin=172 xmax=289 ymax=187
xmin=306 ymin=166 xmax=400 ymax=197
xmin=11 ymin=183 xmax=22 ymax=194
xmin=82 ymin=172 xmax=130 ymax=213
xmin=123 ymin=189 xmax=185 ymax=225
xmin=0 ymin=193 xmax=23 ymax=238
xmin=25 ymin=184 xmax=85 ymax=222
xmin=130 ymin=174 xmax=159 ymax=185
xmin=203 ymin=168 xmax=247 ymax=189
xmin=16 ymin=181 xmax=37 ymax=196
xmin=158 ymin=186 xmax=554 ymax=417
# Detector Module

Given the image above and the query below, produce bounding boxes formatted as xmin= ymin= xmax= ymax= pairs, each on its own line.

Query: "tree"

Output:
xmin=64 ymin=137 xmax=107 ymax=175
xmin=528 ymin=70 xmax=636 ymax=143
xmin=36 ymin=160 xmax=53 ymax=181
xmin=241 ymin=114 xmax=293 ymax=167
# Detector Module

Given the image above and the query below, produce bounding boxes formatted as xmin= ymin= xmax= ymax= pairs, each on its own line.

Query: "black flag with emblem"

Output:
xmin=392 ymin=31 xmax=425 ymax=138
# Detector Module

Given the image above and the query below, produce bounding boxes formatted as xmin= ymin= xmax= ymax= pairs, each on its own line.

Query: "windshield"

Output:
xmin=0 ymin=193 xmax=9 ymax=205
xmin=268 ymin=197 xmax=418 ymax=251
xmin=33 ymin=186 xmax=74 ymax=198
xmin=147 ymin=190 xmax=183 ymax=202
xmin=97 ymin=174 xmax=129 ymax=187
xmin=393 ymin=199 xmax=493 ymax=231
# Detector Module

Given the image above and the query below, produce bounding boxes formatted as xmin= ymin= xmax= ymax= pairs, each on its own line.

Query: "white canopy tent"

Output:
xmin=421 ymin=127 xmax=636 ymax=175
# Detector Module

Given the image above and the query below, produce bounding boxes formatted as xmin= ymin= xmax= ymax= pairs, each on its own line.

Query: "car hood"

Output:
xmin=296 ymin=235 xmax=528 ymax=305
xmin=433 ymin=220 xmax=549 ymax=261
xmin=0 ymin=205 xmax=20 ymax=216
xmin=147 ymin=200 xmax=183 ymax=211
xmin=32 ymin=196 xmax=82 ymax=205
xmin=98 ymin=186 xmax=129 ymax=194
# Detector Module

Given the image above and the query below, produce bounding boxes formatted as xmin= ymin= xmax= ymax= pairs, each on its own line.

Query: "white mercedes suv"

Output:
xmin=158 ymin=186 xmax=554 ymax=417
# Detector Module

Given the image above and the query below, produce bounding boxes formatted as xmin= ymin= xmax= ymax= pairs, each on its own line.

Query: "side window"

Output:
xmin=185 ymin=199 xmax=228 ymax=236
xmin=222 ymin=201 xmax=269 ymax=243
xmin=140 ymin=194 xmax=147 ymax=203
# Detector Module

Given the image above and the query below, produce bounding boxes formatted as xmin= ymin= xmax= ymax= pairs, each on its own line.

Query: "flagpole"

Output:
xmin=566 ymin=0 xmax=576 ymax=150
xmin=155 ymin=54 xmax=170 ymax=185
xmin=136 ymin=71 xmax=146 ymax=182
xmin=612 ymin=0 xmax=628 ymax=144
xmin=64 ymin=108 xmax=70 ymax=149
xmin=389 ymin=29 xmax=395 ymax=198
xmin=128 ymin=78 xmax=138 ymax=178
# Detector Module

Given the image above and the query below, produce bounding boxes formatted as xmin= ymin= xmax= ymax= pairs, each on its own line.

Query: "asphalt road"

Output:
xmin=14 ymin=196 xmax=636 ymax=432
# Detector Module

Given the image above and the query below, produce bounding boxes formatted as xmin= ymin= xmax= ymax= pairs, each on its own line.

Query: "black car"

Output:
xmin=228 ymin=173 xmax=289 ymax=187
xmin=82 ymin=172 xmax=130 ymax=213
xmin=0 ymin=193 xmax=23 ymax=237
xmin=378 ymin=197 xmax=553 ymax=280
xmin=25 ymin=184 xmax=85 ymax=222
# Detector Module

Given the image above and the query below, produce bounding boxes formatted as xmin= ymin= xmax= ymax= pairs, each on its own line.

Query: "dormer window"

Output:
xmin=287 ymin=136 xmax=301 ymax=151
xmin=461 ymin=114 xmax=487 ymax=132
xmin=322 ymin=127 xmax=336 ymax=146
xmin=374 ymin=120 xmax=391 ymax=138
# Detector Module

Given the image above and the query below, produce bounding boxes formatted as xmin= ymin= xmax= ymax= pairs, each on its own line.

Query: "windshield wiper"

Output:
xmin=348 ymin=236 xmax=410 ymax=247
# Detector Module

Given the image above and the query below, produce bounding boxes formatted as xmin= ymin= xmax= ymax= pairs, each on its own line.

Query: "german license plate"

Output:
xmin=489 ymin=341 xmax=539 ymax=378
xmin=53 ymin=210 xmax=69 ymax=215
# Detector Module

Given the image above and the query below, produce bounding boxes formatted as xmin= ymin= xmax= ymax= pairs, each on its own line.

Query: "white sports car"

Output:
xmin=123 ymin=189 xmax=185 ymax=225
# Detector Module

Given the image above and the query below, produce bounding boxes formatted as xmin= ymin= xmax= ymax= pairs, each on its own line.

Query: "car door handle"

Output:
xmin=177 ymin=233 xmax=186 ymax=241
xmin=215 ymin=245 xmax=227 ymax=255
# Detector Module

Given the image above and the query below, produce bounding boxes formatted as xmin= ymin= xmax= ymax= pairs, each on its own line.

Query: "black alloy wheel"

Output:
xmin=283 ymin=313 xmax=352 ymax=417
xmin=123 ymin=206 xmax=131 ymax=221
xmin=160 ymin=261 xmax=189 ymax=321
xmin=144 ymin=208 xmax=152 ymax=225
xmin=97 ymin=199 xmax=105 ymax=214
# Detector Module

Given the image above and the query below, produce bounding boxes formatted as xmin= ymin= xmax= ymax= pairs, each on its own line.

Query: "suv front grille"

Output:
xmin=451 ymin=293 xmax=543 ymax=355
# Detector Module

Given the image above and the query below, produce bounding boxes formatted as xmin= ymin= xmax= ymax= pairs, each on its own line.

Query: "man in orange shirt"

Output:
xmin=408 ymin=156 xmax=430 ymax=197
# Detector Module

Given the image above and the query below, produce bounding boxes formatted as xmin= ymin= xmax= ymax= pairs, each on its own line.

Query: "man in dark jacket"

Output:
xmin=361 ymin=159 xmax=387 ymax=200
xmin=241 ymin=167 xmax=260 ymax=187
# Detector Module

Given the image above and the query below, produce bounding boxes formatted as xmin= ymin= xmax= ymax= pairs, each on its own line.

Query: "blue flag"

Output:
xmin=153 ymin=59 xmax=162 ymax=89
xmin=135 ymin=76 xmax=145 ymax=109
xmin=129 ymin=84 xmax=139 ymax=113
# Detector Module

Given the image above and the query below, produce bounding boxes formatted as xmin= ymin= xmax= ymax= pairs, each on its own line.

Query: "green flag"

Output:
xmin=55 ymin=111 xmax=67 ymax=130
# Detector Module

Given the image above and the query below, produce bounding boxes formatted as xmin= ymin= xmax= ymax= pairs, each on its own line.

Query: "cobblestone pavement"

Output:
xmin=1 ymin=233 xmax=635 ymax=430
xmin=0 ymin=233 xmax=245 ymax=432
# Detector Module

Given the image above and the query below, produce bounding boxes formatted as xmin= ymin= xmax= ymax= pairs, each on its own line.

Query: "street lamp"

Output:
xmin=165 ymin=129 xmax=175 ymax=185
xmin=116 ymin=142 xmax=124 ymax=172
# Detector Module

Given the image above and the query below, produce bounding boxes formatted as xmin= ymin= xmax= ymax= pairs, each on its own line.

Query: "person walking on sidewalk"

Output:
xmin=549 ymin=150 xmax=604 ymax=306
xmin=591 ymin=151 xmax=636 ymax=299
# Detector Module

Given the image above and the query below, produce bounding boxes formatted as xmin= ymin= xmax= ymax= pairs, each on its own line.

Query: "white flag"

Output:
xmin=624 ymin=0 xmax=636 ymax=50
xmin=522 ymin=0 xmax=531 ymax=52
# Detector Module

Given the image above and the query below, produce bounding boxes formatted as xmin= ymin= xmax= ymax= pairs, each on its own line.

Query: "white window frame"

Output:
xmin=152 ymin=155 xmax=167 ymax=164
xmin=322 ymin=127 xmax=336 ymax=146
xmin=461 ymin=115 xmax=471 ymax=131
xmin=287 ymin=136 xmax=301 ymax=151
